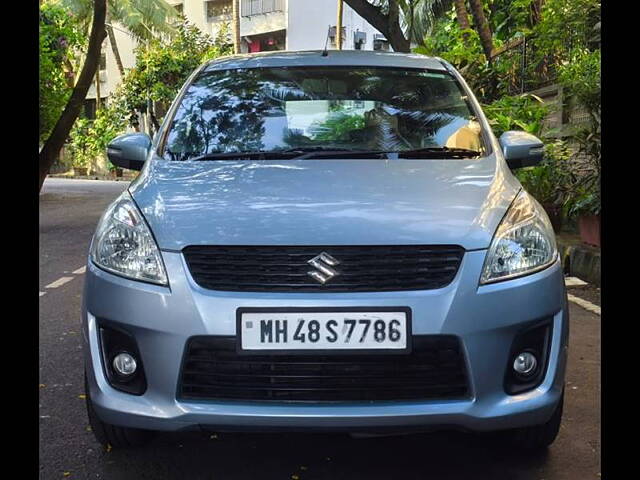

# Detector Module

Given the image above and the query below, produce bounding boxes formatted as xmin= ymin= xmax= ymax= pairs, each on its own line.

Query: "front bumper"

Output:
xmin=82 ymin=250 xmax=569 ymax=433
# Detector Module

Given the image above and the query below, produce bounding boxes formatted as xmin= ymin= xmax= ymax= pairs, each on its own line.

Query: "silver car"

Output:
xmin=83 ymin=50 xmax=568 ymax=450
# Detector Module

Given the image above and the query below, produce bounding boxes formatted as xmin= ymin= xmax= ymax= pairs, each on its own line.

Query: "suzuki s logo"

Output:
xmin=307 ymin=252 xmax=340 ymax=284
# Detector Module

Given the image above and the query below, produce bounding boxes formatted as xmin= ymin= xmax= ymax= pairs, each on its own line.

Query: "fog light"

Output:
xmin=112 ymin=352 xmax=137 ymax=376
xmin=513 ymin=351 xmax=538 ymax=376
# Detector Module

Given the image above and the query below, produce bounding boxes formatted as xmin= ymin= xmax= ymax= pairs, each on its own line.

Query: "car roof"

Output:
xmin=202 ymin=50 xmax=448 ymax=72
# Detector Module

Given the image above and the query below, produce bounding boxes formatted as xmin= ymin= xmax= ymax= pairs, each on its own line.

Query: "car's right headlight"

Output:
xmin=90 ymin=191 xmax=168 ymax=286
xmin=480 ymin=190 xmax=558 ymax=284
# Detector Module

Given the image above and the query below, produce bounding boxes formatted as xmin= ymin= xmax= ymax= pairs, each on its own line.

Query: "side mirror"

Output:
xmin=106 ymin=133 xmax=152 ymax=171
xmin=499 ymin=131 xmax=544 ymax=169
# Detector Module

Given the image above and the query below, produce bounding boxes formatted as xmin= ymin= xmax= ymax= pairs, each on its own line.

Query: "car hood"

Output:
xmin=129 ymin=156 xmax=521 ymax=251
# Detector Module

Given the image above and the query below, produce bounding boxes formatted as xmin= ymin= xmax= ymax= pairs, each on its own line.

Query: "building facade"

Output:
xmin=173 ymin=0 xmax=389 ymax=55
xmin=86 ymin=0 xmax=388 ymax=107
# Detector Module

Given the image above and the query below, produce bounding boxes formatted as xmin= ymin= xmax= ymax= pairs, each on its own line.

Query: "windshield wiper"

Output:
xmin=187 ymin=147 xmax=388 ymax=161
xmin=185 ymin=146 xmax=479 ymax=162
xmin=188 ymin=150 xmax=292 ymax=161
xmin=395 ymin=147 xmax=481 ymax=159
xmin=289 ymin=148 xmax=388 ymax=159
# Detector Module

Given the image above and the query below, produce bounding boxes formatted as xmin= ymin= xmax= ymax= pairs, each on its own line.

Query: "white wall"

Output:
xmin=287 ymin=0 xmax=386 ymax=51
xmin=105 ymin=25 xmax=138 ymax=96
xmin=241 ymin=10 xmax=286 ymax=37
xmin=181 ymin=0 xmax=208 ymax=32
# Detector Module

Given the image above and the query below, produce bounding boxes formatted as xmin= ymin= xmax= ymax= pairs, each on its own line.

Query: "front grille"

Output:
xmin=178 ymin=336 xmax=469 ymax=402
xmin=183 ymin=245 xmax=465 ymax=292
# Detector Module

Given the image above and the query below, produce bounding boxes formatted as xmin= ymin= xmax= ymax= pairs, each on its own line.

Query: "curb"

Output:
xmin=557 ymin=237 xmax=600 ymax=286
xmin=48 ymin=174 xmax=135 ymax=182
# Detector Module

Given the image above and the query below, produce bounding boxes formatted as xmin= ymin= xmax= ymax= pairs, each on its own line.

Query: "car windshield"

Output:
xmin=161 ymin=66 xmax=486 ymax=161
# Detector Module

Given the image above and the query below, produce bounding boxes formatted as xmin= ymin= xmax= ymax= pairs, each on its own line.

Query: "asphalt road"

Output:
xmin=39 ymin=178 xmax=601 ymax=480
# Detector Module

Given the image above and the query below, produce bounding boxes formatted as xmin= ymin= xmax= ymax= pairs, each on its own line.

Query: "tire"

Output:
xmin=509 ymin=391 xmax=564 ymax=450
xmin=84 ymin=372 xmax=154 ymax=449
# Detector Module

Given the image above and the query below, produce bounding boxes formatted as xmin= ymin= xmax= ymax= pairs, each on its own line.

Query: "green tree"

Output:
xmin=400 ymin=0 xmax=454 ymax=47
xmin=62 ymin=0 xmax=179 ymax=76
xmin=39 ymin=0 xmax=107 ymax=192
xmin=67 ymin=83 xmax=129 ymax=171
xmin=468 ymin=0 xmax=493 ymax=61
xmin=558 ymin=48 xmax=601 ymax=217
xmin=39 ymin=0 xmax=180 ymax=192
xmin=115 ymin=20 xmax=233 ymax=131
xmin=453 ymin=0 xmax=471 ymax=44
xmin=67 ymin=18 xmax=233 ymax=170
xmin=39 ymin=1 xmax=86 ymax=144
xmin=417 ymin=0 xmax=600 ymax=219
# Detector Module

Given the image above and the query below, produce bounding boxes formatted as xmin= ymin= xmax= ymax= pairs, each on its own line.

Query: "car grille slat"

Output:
xmin=188 ymin=267 xmax=458 ymax=277
xmin=183 ymin=245 xmax=464 ymax=292
xmin=178 ymin=336 xmax=470 ymax=402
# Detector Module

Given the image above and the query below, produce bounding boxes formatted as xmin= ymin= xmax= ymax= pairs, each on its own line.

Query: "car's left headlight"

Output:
xmin=480 ymin=190 xmax=558 ymax=284
xmin=90 ymin=191 xmax=168 ymax=286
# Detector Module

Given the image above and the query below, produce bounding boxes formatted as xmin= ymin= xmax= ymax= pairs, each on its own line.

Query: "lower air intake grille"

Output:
xmin=178 ymin=336 xmax=469 ymax=402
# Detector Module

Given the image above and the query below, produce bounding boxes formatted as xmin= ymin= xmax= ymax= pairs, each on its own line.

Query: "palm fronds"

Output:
xmin=61 ymin=0 xmax=178 ymax=41
xmin=399 ymin=0 xmax=455 ymax=45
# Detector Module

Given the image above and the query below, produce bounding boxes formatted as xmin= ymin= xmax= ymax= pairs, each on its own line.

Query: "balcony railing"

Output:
xmin=241 ymin=0 xmax=284 ymax=17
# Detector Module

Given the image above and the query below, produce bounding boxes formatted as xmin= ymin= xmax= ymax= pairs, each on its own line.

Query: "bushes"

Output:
xmin=68 ymin=86 xmax=129 ymax=172
xmin=558 ymin=48 xmax=601 ymax=218
xmin=67 ymin=118 xmax=93 ymax=170
xmin=482 ymin=91 xmax=594 ymax=224
xmin=483 ymin=93 xmax=548 ymax=137
xmin=515 ymin=140 xmax=572 ymax=207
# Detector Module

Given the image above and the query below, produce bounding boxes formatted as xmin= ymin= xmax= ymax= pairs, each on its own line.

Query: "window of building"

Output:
xmin=241 ymin=0 xmax=284 ymax=17
xmin=207 ymin=0 xmax=232 ymax=22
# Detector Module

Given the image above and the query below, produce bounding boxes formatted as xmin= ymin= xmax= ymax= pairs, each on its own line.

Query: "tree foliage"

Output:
xmin=531 ymin=0 xmax=600 ymax=62
xmin=39 ymin=0 xmax=180 ymax=191
xmin=68 ymin=85 xmax=129 ymax=169
xmin=39 ymin=0 xmax=86 ymax=144
xmin=67 ymin=19 xmax=233 ymax=169
xmin=558 ymin=48 xmax=601 ymax=216
xmin=482 ymin=93 xmax=548 ymax=138
xmin=416 ymin=0 xmax=600 ymax=218
xmin=117 ymin=20 xmax=233 ymax=127
xmin=418 ymin=0 xmax=600 ymax=102
xmin=61 ymin=0 xmax=178 ymax=41
xmin=310 ymin=114 xmax=366 ymax=142
xmin=516 ymin=140 xmax=573 ymax=206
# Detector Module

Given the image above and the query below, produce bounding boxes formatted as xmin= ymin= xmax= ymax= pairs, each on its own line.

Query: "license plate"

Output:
xmin=237 ymin=307 xmax=411 ymax=353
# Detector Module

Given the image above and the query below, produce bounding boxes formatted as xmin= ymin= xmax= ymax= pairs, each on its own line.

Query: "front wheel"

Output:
xmin=509 ymin=391 xmax=564 ymax=450
xmin=84 ymin=372 xmax=154 ymax=449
